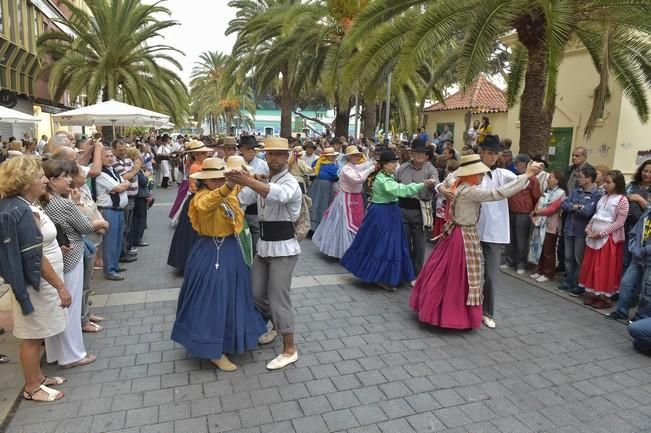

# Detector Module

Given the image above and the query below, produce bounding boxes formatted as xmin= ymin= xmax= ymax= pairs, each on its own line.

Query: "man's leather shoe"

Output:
xmin=134 ymin=242 xmax=149 ymax=247
xmin=105 ymin=273 xmax=124 ymax=281
xmin=119 ymin=256 xmax=137 ymax=263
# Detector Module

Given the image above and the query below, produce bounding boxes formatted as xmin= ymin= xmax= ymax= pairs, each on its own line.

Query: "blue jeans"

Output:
xmin=101 ymin=209 xmax=124 ymax=276
xmin=563 ymin=235 xmax=585 ymax=289
xmin=616 ymin=262 xmax=645 ymax=317
xmin=628 ymin=318 xmax=651 ymax=354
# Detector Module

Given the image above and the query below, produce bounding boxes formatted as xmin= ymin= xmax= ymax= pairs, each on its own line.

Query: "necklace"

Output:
xmin=212 ymin=237 xmax=225 ymax=270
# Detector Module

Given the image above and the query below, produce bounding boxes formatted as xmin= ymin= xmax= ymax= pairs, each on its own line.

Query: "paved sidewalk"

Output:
xmin=3 ymin=186 xmax=651 ymax=433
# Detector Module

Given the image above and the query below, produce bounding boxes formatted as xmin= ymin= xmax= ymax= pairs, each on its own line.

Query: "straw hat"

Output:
xmin=222 ymin=136 xmax=237 ymax=147
xmin=344 ymin=145 xmax=362 ymax=157
xmin=224 ymin=155 xmax=251 ymax=173
xmin=184 ymin=139 xmax=211 ymax=153
xmin=190 ymin=157 xmax=227 ymax=180
xmin=291 ymin=145 xmax=304 ymax=155
xmin=321 ymin=146 xmax=339 ymax=157
xmin=454 ymin=154 xmax=490 ymax=177
xmin=262 ymin=137 xmax=290 ymax=151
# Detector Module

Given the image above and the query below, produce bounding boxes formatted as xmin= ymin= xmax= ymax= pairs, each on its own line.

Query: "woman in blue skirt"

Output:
xmin=341 ymin=151 xmax=437 ymax=291
xmin=171 ymin=157 xmax=266 ymax=372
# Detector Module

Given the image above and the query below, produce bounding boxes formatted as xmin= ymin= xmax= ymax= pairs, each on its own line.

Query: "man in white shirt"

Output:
xmin=465 ymin=119 xmax=480 ymax=146
xmin=93 ymin=147 xmax=131 ymax=281
xmin=477 ymin=135 xmax=516 ymax=329
xmin=37 ymin=135 xmax=48 ymax=155
xmin=238 ymin=135 xmax=270 ymax=255
xmin=228 ymin=137 xmax=302 ymax=371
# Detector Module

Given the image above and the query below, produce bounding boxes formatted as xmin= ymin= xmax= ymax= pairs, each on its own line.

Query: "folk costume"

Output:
xmin=341 ymin=151 xmax=425 ymax=289
xmin=410 ymin=154 xmax=532 ymax=330
xmin=288 ymin=145 xmax=314 ymax=193
xmin=308 ymin=147 xmax=339 ymax=232
xmin=167 ymin=141 xmax=212 ymax=275
xmin=313 ymin=146 xmax=375 ymax=258
xmin=579 ymin=193 xmax=629 ymax=302
xmin=238 ymin=137 xmax=303 ymax=370
xmin=530 ymin=186 xmax=566 ymax=281
xmin=395 ymin=139 xmax=438 ymax=274
xmin=171 ymin=157 xmax=266 ymax=369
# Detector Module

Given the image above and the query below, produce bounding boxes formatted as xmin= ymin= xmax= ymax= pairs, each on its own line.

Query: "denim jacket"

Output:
xmin=561 ymin=186 xmax=602 ymax=237
xmin=628 ymin=208 xmax=651 ymax=266
xmin=0 ymin=197 xmax=43 ymax=315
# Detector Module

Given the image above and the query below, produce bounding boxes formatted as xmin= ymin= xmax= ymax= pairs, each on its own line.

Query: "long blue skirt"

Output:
xmin=167 ymin=195 xmax=200 ymax=275
xmin=171 ymin=236 xmax=266 ymax=359
xmin=308 ymin=178 xmax=335 ymax=231
xmin=341 ymin=203 xmax=415 ymax=287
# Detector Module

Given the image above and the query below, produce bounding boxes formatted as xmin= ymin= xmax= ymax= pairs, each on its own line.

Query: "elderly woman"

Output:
xmin=0 ymin=156 xmax=71 ymax=401
xmin=40 ymin=160 xmax=108 ymax=368
xmin=171 ymin=158 xmax=266 ymax=371
xmin=410 ymin=155 xmax=542 ymax=329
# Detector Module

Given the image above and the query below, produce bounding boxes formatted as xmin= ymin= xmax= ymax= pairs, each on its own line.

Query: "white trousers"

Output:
xmin=45 ymin=259 xmax=87 ymax=365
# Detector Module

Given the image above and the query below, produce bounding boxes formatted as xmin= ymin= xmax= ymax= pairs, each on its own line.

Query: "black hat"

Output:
xmin=378 ymin=150 xmax=399 ymax=163
xmin=374 ymin=145 xmax=387 ymax=154
xmin=238 ymin=135 xmax=258 ymax=149
xmin=479 ymin=134 xmax=502 ymax=151
xmin=410 ymin=138 xmax=428 ymax=153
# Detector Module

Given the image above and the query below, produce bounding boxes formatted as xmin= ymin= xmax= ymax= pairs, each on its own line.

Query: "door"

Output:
xmin=547 ymin=127 xmax=573 ymax=171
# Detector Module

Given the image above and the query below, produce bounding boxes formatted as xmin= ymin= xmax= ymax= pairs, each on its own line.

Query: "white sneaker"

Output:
xmin=536 ymin=275 xmax=550 ymax=283
xmin=530 ymin=273 xmax=540 ymax=279
xmin=258 ymin=329 xmax=278 ymax=345
xmin=266 ymin=351 xmax=298 ymax=370
xmin=516 ymin=269 xmax=525 ymax=275
xmin=499 ymin=264 xmax=510 ymax=269
xmin=482 ymin=315 xmax=496 ymax=329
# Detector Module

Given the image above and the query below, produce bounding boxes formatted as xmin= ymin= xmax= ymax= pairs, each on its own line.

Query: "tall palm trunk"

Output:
xmin=361 ymin=100 xmax=377 ymax=139
xmin=334 ymin=97 xmax=354 ymax=137
xmin=280 ymin=64 xmax=293 ymax=137
xmin=516 ymin=12 xmax=554 ymax=157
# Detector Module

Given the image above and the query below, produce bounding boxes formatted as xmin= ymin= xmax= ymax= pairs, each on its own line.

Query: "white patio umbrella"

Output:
xmin=52 ymin=100 xmax=170 ymax=135
xmin=0 ymin=105 xmax=40 ymax=123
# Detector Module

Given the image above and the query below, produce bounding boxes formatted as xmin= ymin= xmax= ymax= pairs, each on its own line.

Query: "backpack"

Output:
xmin=293 ymin=194 xmax=312 ymax=241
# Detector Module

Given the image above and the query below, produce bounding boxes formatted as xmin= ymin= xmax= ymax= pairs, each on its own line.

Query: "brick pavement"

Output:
xmin=3 ymin=186 xmax=651 ymax=433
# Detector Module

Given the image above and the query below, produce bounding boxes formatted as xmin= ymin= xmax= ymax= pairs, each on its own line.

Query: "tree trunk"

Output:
xmin=280 ymin=64 xmax=293 ymax=138
xmin=101 ymin=86 xmax=113 ymax=141
xmin=334 ymin=97 xmax=354 ymax=138
xmin=515 ymin=12 xmax=554 ymax=157
xmin=361 ymin=100 xmax=377 ymax=139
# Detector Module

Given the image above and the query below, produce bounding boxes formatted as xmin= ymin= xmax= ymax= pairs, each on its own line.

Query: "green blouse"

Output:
xmin=371 ymin=171 xmax=425 ymax=204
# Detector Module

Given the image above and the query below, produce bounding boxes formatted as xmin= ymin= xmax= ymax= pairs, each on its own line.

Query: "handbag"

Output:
xmin=54 ymin=223 xmax=70 ymax=247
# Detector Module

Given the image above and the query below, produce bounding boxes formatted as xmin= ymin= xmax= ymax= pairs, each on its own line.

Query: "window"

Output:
xmin=16 ymin=0 xmax=23 ymax=45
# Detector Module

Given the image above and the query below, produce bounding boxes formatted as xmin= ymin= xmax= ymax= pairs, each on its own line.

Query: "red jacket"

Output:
xmin=508 ymin=176 xmax=541 ymax=214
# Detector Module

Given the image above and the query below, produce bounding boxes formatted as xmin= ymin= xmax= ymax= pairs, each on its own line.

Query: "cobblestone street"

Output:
xmin=2 ymin=187 xmax=650 ymax=433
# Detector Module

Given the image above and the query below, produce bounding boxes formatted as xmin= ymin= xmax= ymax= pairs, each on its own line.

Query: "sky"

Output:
xmin=150 ymin=0 xmax=238 ymax=85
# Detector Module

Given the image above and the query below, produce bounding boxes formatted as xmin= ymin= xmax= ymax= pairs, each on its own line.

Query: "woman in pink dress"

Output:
xmin=313 ymin=146 xmax=376 ymax=258
xmin=410 ymin=155 xmax=542 ymax=329
xmin=578 ymin=170 xmax=629 ymax=309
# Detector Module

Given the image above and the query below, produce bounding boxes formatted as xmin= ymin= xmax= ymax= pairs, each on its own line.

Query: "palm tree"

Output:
xmin=190 ymin=51 xmax=255 ymax=134
xmin=348 ymin=0 xmax=651 ymax=155
xmin=37 ymin=0 xmax=189 ymax=125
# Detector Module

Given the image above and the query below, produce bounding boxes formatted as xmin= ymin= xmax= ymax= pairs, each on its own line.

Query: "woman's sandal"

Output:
xmin=62 ymin=354 xmax=97 ymax=369
xmin=82 ymin=322 xmax=103 ymax=333
xmin=43 ymin=376 xmax=66 ymax=386
xmin=88 ymin=314 xmax=105 ymax=323
xmin=23 ymin=384 xmax=64 ymax=402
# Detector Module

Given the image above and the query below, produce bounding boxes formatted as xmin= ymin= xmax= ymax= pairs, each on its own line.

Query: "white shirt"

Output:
xmin=246 ymin=156 xmax=269 ymax=176
xmin=477 ymin=168 xmax=517 ymax=243
xmin=301 ymin=153 xmax=318 ymax=167
xmin=95 ymin=168 xmax=128 ymax=209
xmin=239 ymin=169 xmax=302 ymax=257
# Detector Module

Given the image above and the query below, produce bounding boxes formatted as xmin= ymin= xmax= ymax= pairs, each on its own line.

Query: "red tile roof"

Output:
xmin=424 ymin=76 xmax=508 ymax=113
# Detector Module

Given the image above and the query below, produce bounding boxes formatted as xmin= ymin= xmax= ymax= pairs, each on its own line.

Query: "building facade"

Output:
xmin=0 ymin=0 xmax=87 ymax=140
